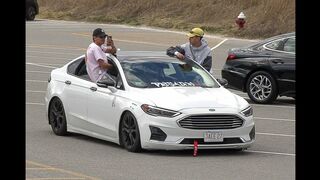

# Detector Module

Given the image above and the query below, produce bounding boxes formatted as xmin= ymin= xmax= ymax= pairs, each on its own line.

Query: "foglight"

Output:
xmin=141 ymin=104 xmax=181 ymax=118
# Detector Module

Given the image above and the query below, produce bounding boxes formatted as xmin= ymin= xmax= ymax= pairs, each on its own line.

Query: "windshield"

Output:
xmin=121 ymin=60 xmax=219 ymax=88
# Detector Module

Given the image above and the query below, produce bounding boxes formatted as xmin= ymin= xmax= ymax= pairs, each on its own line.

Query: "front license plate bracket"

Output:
xmin=203 ymin=131 xmax=223 ymax=142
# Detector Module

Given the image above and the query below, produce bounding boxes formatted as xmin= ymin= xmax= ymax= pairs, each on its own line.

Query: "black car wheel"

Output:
xmin=49 ymin=98 xmax=67 ymax=135
xmin=120 ymin=112 xmax=141 ymax=152
xmin=246 ymin=71 xmax=278 ymax=104
xmin=26 ymin=6 xmax=36 ymax=20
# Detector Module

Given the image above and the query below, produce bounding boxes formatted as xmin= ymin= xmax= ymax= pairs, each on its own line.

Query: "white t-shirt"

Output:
xmin=86 ymin=42 xmax=107 ymax=82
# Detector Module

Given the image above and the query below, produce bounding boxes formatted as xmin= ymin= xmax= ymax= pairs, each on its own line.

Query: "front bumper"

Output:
xmin=138 ymin=108 xmax=255 ymax=150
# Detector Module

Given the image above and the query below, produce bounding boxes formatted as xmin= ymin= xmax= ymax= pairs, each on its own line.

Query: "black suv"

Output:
xmin=26 ymin=0 xmax=39 ymax=20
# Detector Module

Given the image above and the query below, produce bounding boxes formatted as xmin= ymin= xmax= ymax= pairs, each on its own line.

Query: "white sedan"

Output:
xmin=45 ymin=52 xmax=255 ymax=152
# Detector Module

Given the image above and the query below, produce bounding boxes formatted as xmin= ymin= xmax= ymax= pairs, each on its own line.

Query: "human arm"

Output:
xmin=98 ymin=59 xmax=113 ymax=70
xmin=201 ymin=56 xmax=212 ymax=72
xmin=166 ymin=46 xmax=185 ymax=60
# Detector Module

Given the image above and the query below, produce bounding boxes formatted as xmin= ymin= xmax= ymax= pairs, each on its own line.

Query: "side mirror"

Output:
xmin=97 ymin=74 xmax=116 ymax=88
xmin=217 ymin=78 xmax=228 ymax=87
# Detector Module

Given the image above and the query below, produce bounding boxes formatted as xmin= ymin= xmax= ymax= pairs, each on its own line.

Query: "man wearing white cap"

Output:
xmin=167 ymin=27 xmax=212 ymax=72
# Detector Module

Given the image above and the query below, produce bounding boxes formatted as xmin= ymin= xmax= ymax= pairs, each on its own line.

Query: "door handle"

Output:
xmin=65 ymin=80 xmax=71 ymax=85
xmin=90 ymin=87 xmax=97 ymax=91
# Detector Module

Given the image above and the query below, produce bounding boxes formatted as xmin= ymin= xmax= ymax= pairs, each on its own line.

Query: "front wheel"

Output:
xmin=120 ymin=112 xmax=141 ymax=152
xmin=49 ymin=98 xmax=67 ymax=135
xmin=246 ymin=71 xmax=278 ymax=104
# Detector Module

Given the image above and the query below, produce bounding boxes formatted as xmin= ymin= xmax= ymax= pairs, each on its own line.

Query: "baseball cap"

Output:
xmin=187 ymin=27 xmax=204 ymax=37
xmin=92 ymin=28 xmax=107 ymax=37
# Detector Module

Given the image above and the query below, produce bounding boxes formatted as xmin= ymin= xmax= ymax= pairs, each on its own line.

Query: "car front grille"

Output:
xmin=178 ymin=114 xmax=244 ymax=130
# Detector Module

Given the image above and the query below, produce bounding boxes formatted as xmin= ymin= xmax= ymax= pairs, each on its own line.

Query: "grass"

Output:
xmin=37 ymin=0 xmax=295 ymax=39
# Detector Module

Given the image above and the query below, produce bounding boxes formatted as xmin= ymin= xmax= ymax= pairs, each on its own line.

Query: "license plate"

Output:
xmin=204 ymin=132 xmax=223 ymax=142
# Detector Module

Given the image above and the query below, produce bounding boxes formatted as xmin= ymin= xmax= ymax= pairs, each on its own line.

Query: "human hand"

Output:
xmin=175 ymin=52 xmax=185 ymax=60
xmin=106 ymin=36 xmax=114 ymax=46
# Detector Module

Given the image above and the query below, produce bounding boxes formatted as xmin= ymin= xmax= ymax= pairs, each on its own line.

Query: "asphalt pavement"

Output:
xmin=26 ymin=19 xmax=295 ymax=180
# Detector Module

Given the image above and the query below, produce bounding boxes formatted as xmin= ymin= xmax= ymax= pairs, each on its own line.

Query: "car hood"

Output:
xmin=131 ymin=87 xmax=246 ymax=111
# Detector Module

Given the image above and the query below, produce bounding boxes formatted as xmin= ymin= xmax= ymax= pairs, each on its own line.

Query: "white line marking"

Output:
xmin=26 ymin=44 xmax=86 ymax=51
xmin=26 ymin=62 xmax=58 ymax=69
xmin=246 ymin=150 xmax=295 ymax=157
xmin=26 ymin=80 xmax=48 ymax=83
xmin=254 ymin=117 xmax=295 ymax=122
xmin=27 ymin=55 xmax=70 ymax=60
xmin=211 ymin=39 xmax=228 ymax=50
xmin=26 ymin=177 xmax=86 ymax=180
xmin=72 ymin=32 xmax=169 ymax=47
xmin=26 ymin=102 xmax=45 ymax=105
xmin=27 ymin=62 xmax=64 ymax=66
xmin=256 ymin=132 xmax=295 ymax=137
xmin=27 ymin=50 xmax=81 ymax=56
xmin=250 ymin=103 xmax=295 ymax=109
xmin=26 ymin=71 xmax=50 ymax=74
xmin=26 ymin=167 xmax=55 ymax=170
xmin=26 ymin=90 xmax=46 ymax=93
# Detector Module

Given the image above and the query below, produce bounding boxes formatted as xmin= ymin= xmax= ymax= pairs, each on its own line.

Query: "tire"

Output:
xmin=246 ymin=71 xmax=278 ymax=104
xmin=26 ymin=6 xmax=36 ymax=21
xmin=49 ymin=98 xmax=68 ymax=136
xmin=120 ymin=112 xmax=142 ymax=152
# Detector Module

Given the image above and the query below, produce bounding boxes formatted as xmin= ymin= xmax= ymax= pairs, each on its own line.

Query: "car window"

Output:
xmin=67 ymin=57 xmax=92 ymax=81
xmin=121 ymin=60 xmax=219 ymax=88
xmin=283 ymin=38 xmax=295 ymax=53
xmin=265 ymin=39 xmax=282 ymax=50
xmin=67 ymin=58 xmax=83 ymax=75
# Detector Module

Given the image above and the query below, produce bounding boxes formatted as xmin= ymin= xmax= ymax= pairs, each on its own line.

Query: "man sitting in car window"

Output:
xmin=86 ymin=28 xmax=117 ymax=82
xmin=166 ymin=27 xmax=212 ymax=72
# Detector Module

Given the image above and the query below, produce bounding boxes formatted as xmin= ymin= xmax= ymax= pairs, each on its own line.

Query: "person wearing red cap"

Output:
xmin=167 ymin=27 xmax=212 ymax=72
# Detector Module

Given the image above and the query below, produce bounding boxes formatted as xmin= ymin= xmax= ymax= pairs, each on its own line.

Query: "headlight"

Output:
xmin=141 ymin=104 xmax=181 ymax=118
xmin=240 ymin=106 xmax=253 ymax=117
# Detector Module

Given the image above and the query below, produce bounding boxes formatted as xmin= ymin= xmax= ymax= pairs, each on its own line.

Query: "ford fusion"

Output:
xmin=45 ymin=52 xmax=255 ymax=152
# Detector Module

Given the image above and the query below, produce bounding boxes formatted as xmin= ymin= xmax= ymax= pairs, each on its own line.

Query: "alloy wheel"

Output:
xmin=120 ymin=113 xmax=141 ymax=152
xmin=49 ymin=98 xmax=67 ymax=135
xmin=246 ymin=71 xmax=278 ymax=104
xmin=249 ymin=75 xmax=272 ymax=101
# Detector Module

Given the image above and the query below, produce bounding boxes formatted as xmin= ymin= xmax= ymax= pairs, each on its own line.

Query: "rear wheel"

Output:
xmin=49 ymin=98 xmax=67 ymax=135
xmin=120 ymin=112 xmax=141 ymax=152
xmin=246 ymin=71 xmax=278 ymax=104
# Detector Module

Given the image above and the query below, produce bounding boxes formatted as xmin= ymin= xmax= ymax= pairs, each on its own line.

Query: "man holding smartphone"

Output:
xmin=86 ymin=28 xmax=117 ymax=82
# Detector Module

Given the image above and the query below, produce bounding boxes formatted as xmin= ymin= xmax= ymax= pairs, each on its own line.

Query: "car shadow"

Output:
xmin=65 ymin=132 xmax=123 ymax=150
xmin=244 ymin=97 xmax=295 ymax=106
xmin=143 ymin=149 xmax=253 ymax=157
xmin=57 ymin=132 xmax=254 ymax=156
xmin=27 ymin=19 xmax=45 ymax=22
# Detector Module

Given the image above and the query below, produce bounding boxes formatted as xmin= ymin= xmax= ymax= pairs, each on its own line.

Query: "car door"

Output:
xmin=268 ymin=37 xmax=295 ymax=95
xmin=86 ymin=83 xmax=116 ymax=139
xmin=86 ymin=60 xmax=123 ymax=140
xmin=62 ymin=58 xmax=92 ymax=130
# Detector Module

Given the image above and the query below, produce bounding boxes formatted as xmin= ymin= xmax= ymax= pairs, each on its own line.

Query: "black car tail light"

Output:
xmin=227 ymin=53 xmax=236 ymax=61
